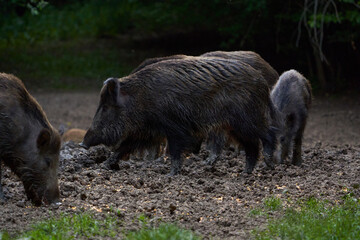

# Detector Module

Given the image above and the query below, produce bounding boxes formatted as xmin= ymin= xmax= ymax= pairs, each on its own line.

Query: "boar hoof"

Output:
xmin=205 ymin=155 xmax=218 ymax=166
xmin=263 ymin=154 xmax=275 ymax=170
xmin=168 ymin=168 xmax=181 ymax=176
xmin=243 ymin=165 xmax=254 ymax=174
xmin=0 ymin=195 xmax=6 ymax=204
xmin=102 ymin=159 xmax=120 ymax=171
xmin=292 ymin=157 xmax=302 ymax=166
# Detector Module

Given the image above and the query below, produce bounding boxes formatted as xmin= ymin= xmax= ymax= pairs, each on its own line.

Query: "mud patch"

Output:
xmin=0 ymin=93 xmax=359 ymax=239
xmin=1 ymin=141 xmax=360 ymax=239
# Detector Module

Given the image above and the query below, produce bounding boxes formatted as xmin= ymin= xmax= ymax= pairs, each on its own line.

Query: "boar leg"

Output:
xmin=0 ymin=163 xmax=5 ymax=201
xmin=144 ymin=137 xmax=165 ymax=161
xmin=280 ymin=115 xmax=295 ymax=163
xmin=144 ymin=146 xmax=159 ymax=161
xmin=242 ymin=140 xmax=260 ymax=174
xmin=230 ymin=128 xmax=261 ymax=173
xmin=292 ymin=118 xmax=306 ymax=166
xmin=206 ymin=131 xmax=226 ymax=165
xmin=105 ymin=148 xmax=131 ymax=170
xmin=261 ymin=128 xmax=276 ymax=169
xmin=167 ymin=136 xmax=186 ymax=176
xmin=192 ymin=137 xmax=203 ymax=155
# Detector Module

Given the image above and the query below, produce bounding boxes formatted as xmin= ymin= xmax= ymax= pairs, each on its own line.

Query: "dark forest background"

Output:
xmin=0 ymin=0 xmax=359 ymax=93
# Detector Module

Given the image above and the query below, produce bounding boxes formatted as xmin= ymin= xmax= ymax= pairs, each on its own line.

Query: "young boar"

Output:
xmin=81 ymin=57 xmax=278 ymax=175
xmin=0 ymin=73 xmax=61 ymax=205
xmin=271 ymin=70 xmax=312 ymax=165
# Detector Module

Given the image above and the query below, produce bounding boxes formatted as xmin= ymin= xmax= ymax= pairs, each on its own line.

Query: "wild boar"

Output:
xmin=271 ymin=69 xmax=312 ymax=165
xmin=0 ymin=73 xmax=61 ymax=205
xmin=81 ymin=57 xmax=277 ymax=175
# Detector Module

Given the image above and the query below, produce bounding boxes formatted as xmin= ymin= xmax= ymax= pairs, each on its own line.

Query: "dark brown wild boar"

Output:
xmin=0 ymin=73 xmax=61 ymax=205
xmin=81 ymin=57 xmax=278 ymax=175
xmin=130 ymin=51 xmax=279 ymax=163
xmin=271 ymin=69 xmax=312 ymax=165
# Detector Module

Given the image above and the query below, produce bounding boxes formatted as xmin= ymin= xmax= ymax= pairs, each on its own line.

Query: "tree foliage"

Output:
xmin=0 ymin=0 xmax=359 ymax=91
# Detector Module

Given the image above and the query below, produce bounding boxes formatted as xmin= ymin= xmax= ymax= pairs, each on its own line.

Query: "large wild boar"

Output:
xmin=81 ymin=57 xmax=278 ymax=175
xmin=271 ymin=70 xmax=312 ymax=165
xmin=130 ymin=51 xmax=279 ymax=163
xmin=0 ymin=73 xmax=61 ymax=205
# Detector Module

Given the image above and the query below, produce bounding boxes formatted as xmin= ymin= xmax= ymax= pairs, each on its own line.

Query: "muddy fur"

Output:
xmin=82 ymin=57 xmax=278 ymax=175
xmin=0 ymin=73 xmax=61 ymax=205
xmin=271 ymin=69 xmax=312 ymax=165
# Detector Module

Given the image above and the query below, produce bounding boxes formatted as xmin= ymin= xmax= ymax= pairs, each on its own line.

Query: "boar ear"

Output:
xmin=37 ymin=128 xmax=51 ymax=150
xmin=104 ymin=78 xmax=129 ymax=107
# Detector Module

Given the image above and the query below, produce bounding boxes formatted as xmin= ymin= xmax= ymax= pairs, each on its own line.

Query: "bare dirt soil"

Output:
xmin=1 ymin=92 xmax=360 ymax=239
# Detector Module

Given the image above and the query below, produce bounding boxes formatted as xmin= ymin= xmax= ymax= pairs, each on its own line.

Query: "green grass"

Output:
xmin=263 ymin=196 xmax=283 ymax=211
xmin=17 ymin=213 xmax=118 ymax=239
xmin=0 ymin=212 xmax=200 ymax=240
xmin=126 ymin=223 xmax=201 ymax=240
xmin=253 ymin=196 xmax=360 ymax=240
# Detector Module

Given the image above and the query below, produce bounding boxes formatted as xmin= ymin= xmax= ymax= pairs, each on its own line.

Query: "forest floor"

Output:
xmin=1 ymin=92 xmax=359 ymax=239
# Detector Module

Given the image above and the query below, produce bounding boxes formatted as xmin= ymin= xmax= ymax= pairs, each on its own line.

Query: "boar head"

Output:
xmin=81 ymin=78 xmax=130 ymax=149
xmin=20 ymin=128 xmax=61 ymax=206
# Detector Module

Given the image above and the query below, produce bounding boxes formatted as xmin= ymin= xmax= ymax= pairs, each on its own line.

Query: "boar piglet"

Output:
xmin=271 ymin=69 xmax=312 ymax=165
xmin=0 ymin=73 xmax=61 ymax=205
xmin=59 ymin=126 xmax=86 ymax=144
xmin=82 ymin=57 xmax=278 ymax=175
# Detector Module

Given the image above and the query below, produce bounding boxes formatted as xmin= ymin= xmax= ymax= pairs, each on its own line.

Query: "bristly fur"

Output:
xmin=129 ymin=51 xmax=279 ymax=164
xmin=200 ymin=51 xmax=279 ymax=87
xmin=0 ymin=73 xmax=60 ymax=205
xmin=84 ymin=57 xmax=278 ymax=174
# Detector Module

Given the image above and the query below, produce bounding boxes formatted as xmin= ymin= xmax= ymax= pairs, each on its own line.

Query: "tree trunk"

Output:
xmin=313 ymin=48 xmax=327 ymax=91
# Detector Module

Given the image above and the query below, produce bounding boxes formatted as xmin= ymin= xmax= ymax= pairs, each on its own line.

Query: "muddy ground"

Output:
xmin=1 ymin=92 xmax=360 ymax=239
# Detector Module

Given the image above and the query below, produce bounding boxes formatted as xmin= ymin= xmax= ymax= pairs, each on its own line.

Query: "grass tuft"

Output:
xmin=126 ymin=223 xmax=201 ymax=240
xmin=17 ymin=213 xmax=120 ymax=240
xmin=1 ymin=212 xmax=200 ymax=240
xmin=263 ymin=196 xmax=283 ymax=211
xmin=253 ymin=196 xmax=360 ymax=240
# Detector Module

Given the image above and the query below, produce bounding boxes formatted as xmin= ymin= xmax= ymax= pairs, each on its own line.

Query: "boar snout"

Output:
xmin=43 ymin=185 xmax=60 ymax=205
xmin=82 ymin=129 xmax=102 ymax=148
